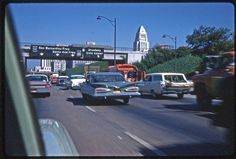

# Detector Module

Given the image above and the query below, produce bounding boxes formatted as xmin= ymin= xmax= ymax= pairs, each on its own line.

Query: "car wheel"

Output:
xmin=177 ymin=93 xmax=184 ymax=99
xmin=123 ymin=98 xmax=129 ymax=104
xmin=140 ymin=92 xmax=143 ymax=96
xmin=195 ymin=84 xmax=211 ymax=108
xmin=151 ymin=90 xmax=157 ymax=99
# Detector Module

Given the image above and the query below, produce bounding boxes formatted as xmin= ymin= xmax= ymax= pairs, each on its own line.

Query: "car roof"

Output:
xmin=92 ymin=72 xmax=123 ymax=75
xmin=147 ymin=72 xmax=185 ymax=76
xmin=26 ymin=74 xmax=48 ymax=77
xmin=58 ymin=76 xmax=69 ymax=78
xmin=70 ymin=75 xmax=84 ymax=77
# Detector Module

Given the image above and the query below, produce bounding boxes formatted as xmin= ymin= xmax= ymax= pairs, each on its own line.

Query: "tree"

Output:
xmin=186 ymin=26 xmax=234 ymax=56
xmin=176 ymin=46 xmax=192 ymax=58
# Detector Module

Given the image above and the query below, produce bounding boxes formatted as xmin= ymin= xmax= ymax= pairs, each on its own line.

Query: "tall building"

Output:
xmin=133 ymin=25 xmax=149 ymax=52
xmin=51 ymin=60 xmax=66 ymax=72
xmin=41 ymin=59 xmax=51 ymax=68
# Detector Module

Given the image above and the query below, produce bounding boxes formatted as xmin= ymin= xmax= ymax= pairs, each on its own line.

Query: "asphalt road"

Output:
xmin=33 ymin=86 xmax=232 ymax=156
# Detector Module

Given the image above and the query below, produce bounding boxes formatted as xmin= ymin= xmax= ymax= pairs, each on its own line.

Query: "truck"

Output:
xmin=191 ymin=51 xmax=235 ymax=107
xmin=107 ymin=64 xmax=146 ymax=82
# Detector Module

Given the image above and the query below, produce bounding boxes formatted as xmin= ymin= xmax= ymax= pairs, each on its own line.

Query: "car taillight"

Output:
xmin=46 ymin=83 xmax=51 ymax=88
xmin=95 ymin=88 xmax=111 ymax=93
xmin=125 ymin=87 xmax=139 ymax=92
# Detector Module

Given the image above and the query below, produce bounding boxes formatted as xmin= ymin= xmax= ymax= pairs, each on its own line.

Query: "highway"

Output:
xmin=33 ymin=86 xmax=232 ymax=156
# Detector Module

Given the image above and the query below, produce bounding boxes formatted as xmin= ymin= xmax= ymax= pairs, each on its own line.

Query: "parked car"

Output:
xmin=57 ymin=76 xmax=71 ymax=89
xmin=137 ymin=73 xmax=193 ymax=99
xmin=25 ymin=74 xmax=51 ymax=98
xmin=70 ymin=75 xmax=86 ymax=89
xmin=80 ymin=72 xmax=140 ymax=104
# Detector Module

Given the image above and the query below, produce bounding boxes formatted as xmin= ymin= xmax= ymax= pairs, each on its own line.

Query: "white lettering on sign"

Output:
xmin=88 ymin=48 xmax=102 ymax=52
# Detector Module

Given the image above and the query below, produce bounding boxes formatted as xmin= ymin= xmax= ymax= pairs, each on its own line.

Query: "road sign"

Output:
xmin=30 ymin=45 xmax=83 ymax=58
xmin=30 ymin=45 xmax=104 ymax=60
xmin=82 ymin=48 xmax=104 ymax=59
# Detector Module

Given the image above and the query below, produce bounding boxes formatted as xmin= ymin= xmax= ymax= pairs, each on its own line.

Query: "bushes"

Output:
xmin=147 ymin=55 xmax=202 ymax=78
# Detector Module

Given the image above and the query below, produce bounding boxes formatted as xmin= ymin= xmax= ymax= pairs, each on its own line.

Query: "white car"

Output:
xmin=70 ymin=75 xmax=86 ymax=89
xmin=25 ymin=74 xmax=51 ymax=97
xmin=137 ymin=73 xmax=193 ymax=99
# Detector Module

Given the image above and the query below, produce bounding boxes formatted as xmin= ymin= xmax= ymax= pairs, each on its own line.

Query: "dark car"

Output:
xmin=57 ymin=76 xmax=71 ymax=89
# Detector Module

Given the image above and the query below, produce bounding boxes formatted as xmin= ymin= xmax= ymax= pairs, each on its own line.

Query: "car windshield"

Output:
xmin=92 ymin=74 xmax=125 ymax=82
xmin=71 ymin=76 xmax=84 ymax=79
xmin=26 ymin=76 xmax=47 ymax=81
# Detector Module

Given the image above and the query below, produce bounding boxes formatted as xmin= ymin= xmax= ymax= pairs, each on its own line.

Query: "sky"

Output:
xmin=8 ymin=2 xmax=235 ymax=69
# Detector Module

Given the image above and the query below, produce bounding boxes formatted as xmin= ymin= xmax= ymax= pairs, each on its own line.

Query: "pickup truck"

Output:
xmin=191 ymin=51 xmax=235 ymax=107
xmin=137 ymin=73 xmax=193 ymax=99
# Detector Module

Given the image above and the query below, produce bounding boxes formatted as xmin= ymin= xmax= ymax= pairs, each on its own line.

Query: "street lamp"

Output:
xmin=162 ymin=34 xmax=177 ymax=72
xmin=97 ymin=15 xmax=117 ymax=66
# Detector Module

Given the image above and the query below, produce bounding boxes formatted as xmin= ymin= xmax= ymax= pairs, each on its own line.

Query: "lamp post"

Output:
xmin=162 ymin=34 xmax=177 ymax=71
xmin=97 ymin=16 xmax=117 ymax=66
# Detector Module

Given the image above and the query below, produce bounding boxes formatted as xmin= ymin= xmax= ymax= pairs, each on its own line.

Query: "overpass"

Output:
xmin=21 ymin=43 xmax=148 ymax=70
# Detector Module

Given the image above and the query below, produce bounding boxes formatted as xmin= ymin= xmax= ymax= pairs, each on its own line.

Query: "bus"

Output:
xmin=108 ymin=64 xmax=145 ymax=82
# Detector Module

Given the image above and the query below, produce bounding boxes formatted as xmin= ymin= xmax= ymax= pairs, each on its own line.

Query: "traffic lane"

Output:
xmin=86 ymin=94 xmax=229 ymax=156
xmin=34 ymin=87 xmax=230 ymax=156
xmin=33 ymin=87 xmax=146 ymax=156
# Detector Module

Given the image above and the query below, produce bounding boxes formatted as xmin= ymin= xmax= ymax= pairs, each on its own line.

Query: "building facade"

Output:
xmin=51 ymin=60 xmax=66 ymax=72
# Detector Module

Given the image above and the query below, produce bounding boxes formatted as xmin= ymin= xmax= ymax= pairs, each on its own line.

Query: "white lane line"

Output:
xmin=117 ymin=136 xmax=122 ymax=140
xmin=124 ymin=131 xmax=167 ymax=156
xmin=85 ymin=106 xmax=96 ymax=112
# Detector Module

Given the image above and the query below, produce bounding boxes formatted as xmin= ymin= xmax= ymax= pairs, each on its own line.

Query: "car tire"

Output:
xmin=195 ymin=84 xmax=211 ymax=108
xmin=177 ymin=93 xmax=184 ymax=99
xmin=151 ymin=90 xmax=157 ymax=99
xmin=123 ymin=98 xmax=129 ymax=104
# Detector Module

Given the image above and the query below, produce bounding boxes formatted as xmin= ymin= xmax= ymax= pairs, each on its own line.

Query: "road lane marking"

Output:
xmin=124 ymin=131 xmax=167 ymax=156
xmin=85 ymin=106 xmax=96 ymax=112
xmin=117 ymin=136 xmax=122 ymax=140
xmin=70 ymin=95 xmax=74 ymax=98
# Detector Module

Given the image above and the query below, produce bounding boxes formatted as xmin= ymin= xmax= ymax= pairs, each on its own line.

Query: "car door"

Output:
xmin=152 ymin=75 xmax=162 ymax=94
xmin=142 ymin=75 xmax=153 ymax=93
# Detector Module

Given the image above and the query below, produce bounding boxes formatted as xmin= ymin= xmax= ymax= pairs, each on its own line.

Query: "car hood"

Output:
xmin=90 ymin=82 xmax=135 ymax=89
xmin=39 ymin=118 xmax=79 ymax=156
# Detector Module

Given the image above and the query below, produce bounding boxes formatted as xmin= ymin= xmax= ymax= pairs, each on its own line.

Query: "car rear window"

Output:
xmin=71 ymin=76 xmax=84 ymax=79
xmin=27 ymin=76 xmax=48 ymax=81
xmin=164 ymin=75 xmax=186 ymax=83
xmin=92 ymin=75 xmax=125 ymax=82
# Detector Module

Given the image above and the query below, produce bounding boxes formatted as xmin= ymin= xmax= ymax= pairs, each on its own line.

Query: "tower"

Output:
xmin=133 ymin=25 xmax=149 ymax=52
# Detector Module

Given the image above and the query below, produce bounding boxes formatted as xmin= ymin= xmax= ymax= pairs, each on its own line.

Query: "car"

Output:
xmin=57 ymin=76 xmax=71 ymax=89
xmin=50 ymin=76 xmax=58 ymax=84
xmin=70 ymin=75 xmax=86 ymax=90
xmin=25 ymin=74 xmax=51 ymax=98
xmin=137 ymin=73 xmax=193 ymax=99
xmin=80 ymin=72 xmax=140 ymax=104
